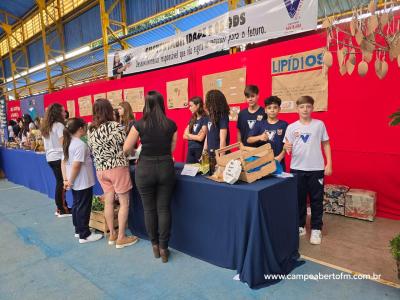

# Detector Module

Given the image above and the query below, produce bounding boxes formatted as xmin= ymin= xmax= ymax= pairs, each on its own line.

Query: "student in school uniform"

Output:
xmin=61 ymin=118 xmax=103 ymax=243
xmin=203 ymin=90 xmax=230 ymax=154
xmin=247 ymin=96 xmax=288 ymax=171
xmin=237 ymin=85 xmax=264 ymax=146
xmin=183 ymin=96 xmax=208 ymax=163
xmin=284 ymin=96 xmax=332 ymax=245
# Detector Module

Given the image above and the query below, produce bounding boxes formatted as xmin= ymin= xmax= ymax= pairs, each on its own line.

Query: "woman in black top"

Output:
xmin=124 ymin=91 xmax=177 ymax=263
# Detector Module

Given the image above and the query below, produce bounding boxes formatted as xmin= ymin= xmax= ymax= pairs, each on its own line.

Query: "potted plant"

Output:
xmin=390 ymin=233 xmax=400 ymax=279
xmin=91 ymin=195 xmax=104 ymax=212
xmin=89 ymin=195 xmax=118 ymax=235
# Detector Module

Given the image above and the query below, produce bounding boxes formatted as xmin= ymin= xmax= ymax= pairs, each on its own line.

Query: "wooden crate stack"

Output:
xmin=89 ymin=207 xmax=119 ymax=236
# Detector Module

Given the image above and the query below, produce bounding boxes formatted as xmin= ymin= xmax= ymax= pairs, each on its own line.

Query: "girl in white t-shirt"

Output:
xmin=41 ymin=103 xmax=70 ymax=217
xmin=61 ymin=118 xmax=102 ymax=243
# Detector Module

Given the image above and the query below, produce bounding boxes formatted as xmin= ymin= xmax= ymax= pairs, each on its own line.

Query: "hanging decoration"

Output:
xmin=322 ymin=0 xmax=400 ymax=79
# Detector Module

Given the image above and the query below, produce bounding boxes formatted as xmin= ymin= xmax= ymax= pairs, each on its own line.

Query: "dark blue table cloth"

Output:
xmin=0 ymin=147 xmax=300 ymax=288
xmin=0 ymin=147 xmax=103 ymax=207
xmin=128 ymin=163 xmax=300 ymax=289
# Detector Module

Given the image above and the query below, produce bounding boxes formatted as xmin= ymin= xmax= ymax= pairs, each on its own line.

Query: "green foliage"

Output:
xmin=390 ymin=234 xmax=400 ymax=260
xmin=389 ymin=109 xmax=400 ymax=126
xmin=92 ymin=195 xmax=104 ymax=212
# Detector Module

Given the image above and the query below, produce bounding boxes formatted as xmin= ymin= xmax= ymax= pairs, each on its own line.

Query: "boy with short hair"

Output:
xmin=247 ymin=96 xmax=288 ymax=170
xmin=237 ymin=85 xmax=264 ymax=146
xmin=284 ymin=95 xmax=332 ymax=245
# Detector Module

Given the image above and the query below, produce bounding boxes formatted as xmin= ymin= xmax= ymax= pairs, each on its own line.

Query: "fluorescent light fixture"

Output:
xmin=65 ymin=46 xmax=90 ymax=59
xmin=198 ymin=0 xmax=213 ymax=5
xmin=5 ymin=45 xmax=91 ymax=83
xmin=28 ymin=63 xmax=46 ymax=73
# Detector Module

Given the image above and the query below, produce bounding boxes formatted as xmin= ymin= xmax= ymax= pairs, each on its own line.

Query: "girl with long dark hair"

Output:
xmin=41 ymin=103 xmax=70 ymax=217
xmin=204 ymin=90 xmax=230 ymax=153
xmin=183 ymin=96 xmax=207 ymax=163
xmin=124 ymin=91 xmax=177 ymax=263
xmin=87 ymin=98 xmax=138 ymax=249
xmin=61 ymin=118 xmax=103 ymax=243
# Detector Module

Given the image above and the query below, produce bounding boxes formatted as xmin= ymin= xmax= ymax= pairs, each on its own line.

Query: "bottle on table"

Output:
xmin=209 ymin=149 xmax=216 ymax=176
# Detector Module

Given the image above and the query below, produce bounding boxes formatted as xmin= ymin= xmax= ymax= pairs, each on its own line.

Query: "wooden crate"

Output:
xmin=89 ymin=207 xmax=119 ymax=236
xmin=210 ymin=142 xmax=276 ymax=183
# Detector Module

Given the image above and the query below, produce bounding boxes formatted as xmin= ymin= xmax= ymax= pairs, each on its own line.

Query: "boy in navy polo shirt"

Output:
xmin=247 ymin=96 xmax=288 ymax=170
xmin=237 ymin=85 xmax=264 ymax=146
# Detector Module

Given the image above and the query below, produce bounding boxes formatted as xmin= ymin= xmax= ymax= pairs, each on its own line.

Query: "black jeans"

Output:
xmin=186 ymin=147 xmax=203 ymax=164
xmin=135 ymin=155 xmax=176 ymax=249
xmin=291 ymin=169 xmax=325 ymax=230
xmin=72 ymin=187 xmax=93 ymax=239
xmin=128 ymin=160 xmax=136 ymax=207
xmin=48 ymin=160 xmax=69 ymax=214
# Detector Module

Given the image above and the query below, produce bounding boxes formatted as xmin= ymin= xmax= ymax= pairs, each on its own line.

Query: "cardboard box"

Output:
xmin=323 ymin=184 xmax=349 ymax=215
xmin=345 ymin=189 xmax=376 ymax=221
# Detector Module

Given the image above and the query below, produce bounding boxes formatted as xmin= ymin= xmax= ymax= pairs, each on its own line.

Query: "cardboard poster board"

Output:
xmin=271 ymin=48 xmax=327 ymax=112
xmin=202 ymin=68 xmax=246 ymax=104
xmin=106 ymin=90 xmax=123 ymax=108
xmin=166 ymin=78 xmax=189 ymax=109
xmin=124 ymin=87 xmax=145 ymax=112
xmin=272 ymin=70 xmax=328 ymax=112
xmin=66 ymin=100 xmax=76 ymax=118
xmin=78 ymin=96 xmax=92 ymax=117
xmin=94 ymin=93 xmax=106 ymax=101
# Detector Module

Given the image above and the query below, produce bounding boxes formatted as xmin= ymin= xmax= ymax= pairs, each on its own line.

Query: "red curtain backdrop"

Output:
xmin=44 ymin=32 xmax=400 ymax=220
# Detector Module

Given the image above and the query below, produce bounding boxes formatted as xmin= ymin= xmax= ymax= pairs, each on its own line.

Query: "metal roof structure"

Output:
xmin=0 ymin=0 xmax=391 ymax=99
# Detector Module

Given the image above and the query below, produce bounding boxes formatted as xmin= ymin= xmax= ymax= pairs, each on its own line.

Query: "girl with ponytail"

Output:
xmin=41 ymin=103 xmax=69 ymax=217
xmin=61 ymin=118 xmax=103 ymax=243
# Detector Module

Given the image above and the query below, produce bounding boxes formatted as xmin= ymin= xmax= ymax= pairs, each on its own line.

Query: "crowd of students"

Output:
xmin=37 ymin=85 xmax=331 ymax=265
xmin=7 ymin=114 xmax=41 ymax=143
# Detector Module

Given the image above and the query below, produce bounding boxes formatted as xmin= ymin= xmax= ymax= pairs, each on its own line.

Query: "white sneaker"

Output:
xmin=57 ymin=213 xmax=72 ymax=218
xmin=79 ymin=233 xmax=103 ymax=244
xmin=299 ymin=227 xmax=306 ymax=236
xmin=54 ymin=211 xmax=60 ymax=216
xmin=310 ymin=229 xmax=322 ymax=245
xmin=74 ymin=233 xmax=79 ymax=238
